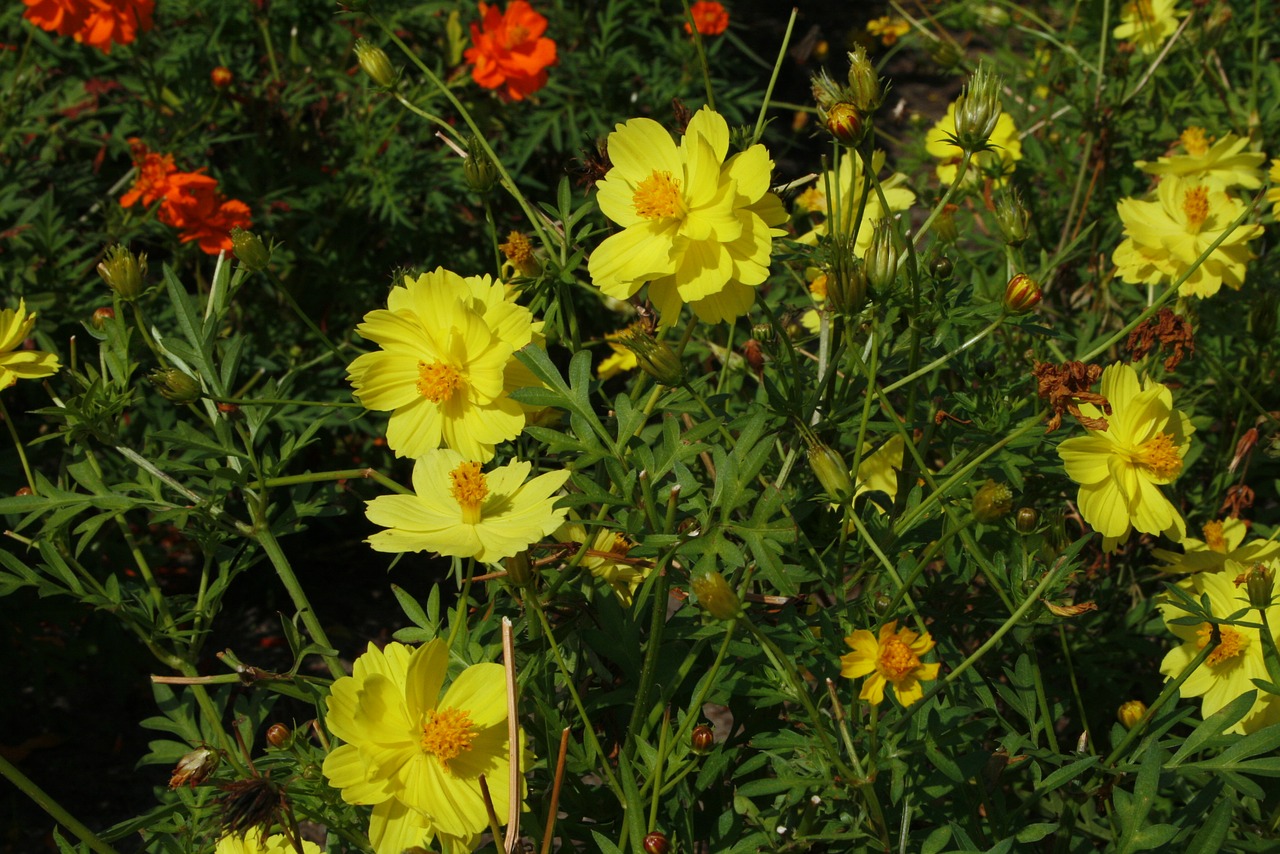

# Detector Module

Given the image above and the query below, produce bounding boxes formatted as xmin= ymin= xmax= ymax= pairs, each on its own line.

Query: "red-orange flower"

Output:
xmin=464 ymin=1 xmax=557 ymax=101
xmin=22 ymin=0 xmax=154 ymax=54
xmin=210 ymin=66 xmax=233 ymax=88
xmin=684 ymin=1 xmax=730 ymax=36
xmin=120 ymin=141 xmax=252 ymax=255
xmin=119 ymin=141 xmax=178 ymax=208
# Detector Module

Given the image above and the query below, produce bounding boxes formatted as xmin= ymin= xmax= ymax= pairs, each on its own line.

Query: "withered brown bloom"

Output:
xmin=1032 ymin=361 xmax=1110 ymax=433
xmin=1126 ymin=308 xmax=1195 ymax=371
xmin=216 ymin=774 xmax=288 ymax=839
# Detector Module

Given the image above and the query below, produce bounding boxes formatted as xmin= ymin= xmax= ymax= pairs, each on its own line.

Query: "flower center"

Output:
xmin=419 ymin=707 xmax=476 ymax=770
xmin=1125 ymin=0 xmax=1154 ymax=24
xmin=1196 ymin=623 xmax=1248 ymax=666
xmin=1181 ymin=186 xmax=1210 ymax=231
xmin=449 ymin=461 xmax=489 ymax=525
xmin=417 ymin=360 xmax=462 ymax=403
xmin=877 ymin=637 xmax=921 ymax=682
xmin=633 ymin=171 xmax=684 ymax=220
xmin=504 ymin=23 xmax=529 ymax=47
xmin=1134 ymin=431 xmax=1183 ymax=479
xmin=1202 ymin=520 xmax=1227 ymax=552
xmin=808 ymin=274 xmax=829 ymax=301
xmin=1180 ymin=126 xmax=1210 ymax=157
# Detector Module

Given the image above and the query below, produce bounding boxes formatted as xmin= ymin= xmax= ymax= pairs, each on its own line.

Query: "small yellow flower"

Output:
xmin=1057 ymin=362 xmax=1193 ymax=551
xmin=794 ymin=149 xmax=916 ymax=253
xmin=215 ymin=834 xmax=320 ymax=854
xmin=1267 ymin=158 xmax=1280 ymax=219
xmin=1136 ymin=129 xmax=1266 ymax=189
xmin=323 ymin=640 xmax=525 ymax=852
xmin=365 ymin=449 xmax=569 ymax=563
xmin=841 ymin=619 xmax=941 ymax=706
xmin=854 ymin=434 xmax=905 ymax=511
xmin=559 ymin=518 xmax=651 ymax=605
xmin=597 ymin=330 xmax=639 ymax=380
xmin=1159 ymin=565 xmax=1280 ymax=734
xmin=924 ymin=101 xmax=1021 ymax=188
xmin=0 ymin=300 xmax=60 ymax=390
xmin=1113 ymin=176 xmax=1263 ymax=299
xmin=1113 ymin=0 xmax=1184 ymax=55
xmin=1154 ymin=518 xmax=1280 ymax=574
xmin=865 ymin=15 xmax=910 ymax=47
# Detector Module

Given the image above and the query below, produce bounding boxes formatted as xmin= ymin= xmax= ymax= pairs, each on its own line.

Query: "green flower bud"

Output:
xmin=505 ymin=551 xmax=534 ymax=587
xmin=462 ymin=135 xmax=500 ymax=195
xmin=354 ymin=39 xmax=397 ymax=89
xmin=994 ymin=189 xmax=1030 ymax=246
xmin=864 ymin=220 xmax=898 ymax=295
xmin=1003 ymin=273 xmax=1042 ymax=314
xmin=806 ymin=438 xmax=854 ymax=503
xmin=230 ymin=228 xmax=271 ymax=272
xmin=1015 ymin=507 xmax=1038 ymax=533
xmin=844 ymin=46 xmax=882 ymax=114
xmin=1117 ymin=700 xmax=1146 ymax=730
xmin=149 ymin=368 xmax=202 ymax=404
xmin=97 ymin=244 xmax=147 ymax=301
xmin=972 ymin=479 xmax=1013 ymax=523
xmin=953 ymin=63 xmax=1003 ymax=151
xmin=691 ymin=570 xmax=741 ymax=621
xmin=1245 ymin=561 xmax=1276 ymax=610
xmin=930 ymin=256 xmax=953 ymax=282
xmin=620 ymin=325 xmax=685 ymax=387
xmin=826 ymin=234 xmax=868 ymax=315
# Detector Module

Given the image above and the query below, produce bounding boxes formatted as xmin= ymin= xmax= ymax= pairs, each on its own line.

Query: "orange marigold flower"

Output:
xmin=120 ymin=140 xmax=179 ymax=209
xmin=160 ymin=175 xmax=253 ymax=255
xmin=464 ymin=1 xmax=557 ymax=101
xmin=684 ymin=1 xmax=730 ymax=36
xmin=22 ymin=0 xmax=154 ymax=54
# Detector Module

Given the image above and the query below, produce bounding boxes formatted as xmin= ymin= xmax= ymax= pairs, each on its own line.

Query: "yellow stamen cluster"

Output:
xmin=1181 ymin=185 xmax=1210 ymax=231
xmin=501 ymin=231 xmax=536 ymax=268
xmin=1135 ymin=432 xmax=1183 ymax=479
xmin=417 ymin=360 xmax=462 ymax=403
xmin=449 ymin=461 xmax=489 ymax=524
xmin=877 ymin=636 xmax=922 ymax=680
xmin=419 ymin=707 xmax=477 ymax=769
xmin=1202 ymin=520 xmax=1227 ymax=552
xmin=1197 ymin=623 xmax=1247 ymax=666
xmin=1180 ymin=126 xmax=1211 ymax=156
xmin=633 ymin=171 xmax=683 ymax=220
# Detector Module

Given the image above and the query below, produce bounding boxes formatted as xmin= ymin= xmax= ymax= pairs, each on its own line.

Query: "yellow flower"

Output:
xmin=1113 ymin=0 xmax=1184 ymax=55
xmin=855 ymin=434 xmax=905 ymax=511
xmin=557 ymin=518 xmax=651 ymax=605
xmin=597 ymin=330 xmax=639 ymax=380
xmin=1159 ymin=565 xmax=1280 ymax=734
xmin=1154 ymin=518 xmax=1280 ymax=575
xmin=794 ymin=150 xmax=916 ymax=253
xmin=865 ymin=15 xmax=909 ymax=46
xmin=1057 ymin=362 xmax=1192 ymax=551
xmin=323 ymin=640 xmax=524 ymax=853
xmin=347 ymin=268 xmax=538 ymax=462
xmin=924 ymin=101 xmax=1021 ymax=188
xmin=0 ymin=300 xmax=60 ymax=390
xmin=365 ymin=449 xmax=569 ymax=564
xmin=841 ymin=619 xmax=941 ymax=706
xmin=1267 ymin=158 xmax=1280 ymax=218
xmin=588 ymin=106 xmax=788 ymax=326
xmin=1136 ymin=128 xmax=1266 ymax=190
xmin=215 ymin=834 xmax=320 ymax=854
xmin=1113 ymin=177 xmax=1262 ymax=298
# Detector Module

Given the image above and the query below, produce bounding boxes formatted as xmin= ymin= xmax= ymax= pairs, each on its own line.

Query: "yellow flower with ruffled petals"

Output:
xmin=1057 ymin=362 xmax=1192 ymax=551
xmin=0 ymin=299 xmax=60 ymax=390
xmin=841 ymin=619 xmax=940 ymax=706
xmin=1136 ymin=128 xmax=1266 ymax=190
xmin=1267 ymin=158 xmax=1280 ymax=218
xmin=322 ymin=640 xmax=524 ymax=853
xmin=347 ymin=268 xmax=537 ymax=462
xmin=1113 ymin=0 xmax=1184 ymax=55
xmin=1154 ymin=517 xmax=1280 ymax=575
xmin=1159 ymin=565 xmax=1280 ymax=734
xmin=924 ymin=101 xmax=1021 ymax=188
xmin=365 ymin=449 xmax=569 ymax=563
xmin=215 ymin=834 xmax=320 ymax=854
xmin=1113 ymin=176 xmax=1262 ymax=298
xmin=588 ymin=107 xmax=787 ymax=326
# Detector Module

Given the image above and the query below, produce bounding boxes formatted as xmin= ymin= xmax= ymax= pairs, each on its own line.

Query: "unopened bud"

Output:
xmin=823 ymin=102 xmax=864 ymax=147
xmin=91 ymin=306 xmax=116 ymax=329
xmin=994 ymin=190 xmax=1029 ymax=246
xmin=15 ymin=486 xmax=33 ymax=497
xmin=953 ymin=63 xmax=1003 ymax=151
xmin=149 ymin=368 xmax=202 ymax=403
xmin=620 ymin=325 xmax=685 ymax=387
xmin=1244 ymin=562 xmax=1276 ymax=610
xmin=168 ymin=747 xmax=219 ymax=789
xmin=643 ymin=832 xmax=671 ymax=854
xmin=806 ymin=439 xmax=854 ymax=503
xmin=97 ymin=244 xmax=147 ymax=301
xmin=928 ymin=39 xmax=963 ymax=70
xmin=844 ymin=46 xmax=882 ymax=113
xmin=826 ymin=242 xmax=868 ymax=316
xmin=935 ymin=205 xmax=959 ymax=243
xmin=930 ymin=256 xmax=953 ymax=282
xmin=864 ymin=220 xmax=897 ymax=295
xmin=1003 ymin=273 xmax=1042 ymax=314
xmin=972 ymin=479 xmax=1013 ymax=523
xmin=210 ymin=66 xmax=233 ymax=89
xmin=266 ymin=723 xmax=291 ymax=747
xmin=230 ymin=228 xmax=271 ymax=272
xmin=354 ymin=39 xmax=397 ymax=89
xmin=1015 ymin=507 xmax=1038 ymax=533
xmin=1117 ymin=700 xmax=1147 ymax=730
xmin=505 ymin=551 xmax=534 ymax=587
xmin=463 ymin=135 xmax=499 ymax=195
xmin=691 ymin=725 xmax=714 ymax=754
xmin=691 ymin=570 xmax=741 ymax=621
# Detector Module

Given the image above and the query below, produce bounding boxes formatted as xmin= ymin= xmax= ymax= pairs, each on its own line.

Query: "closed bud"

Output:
xmin=826 ymin=235 xmax=868 ymax=316
xmin=935 ymin=205 xmax=959 ymax=243
xmin=930 ymin=256 xmax=953 ymax=282
xmin=1117 ymin=700 xmax=1147 ymax=730
xmin=620 ymin=325 xmax=685 ymax=387
xmin=266 ymin=723 xmax=291 ymax=748
xmin=505 ymin=551 xmax=534 ymax=587
xmin=844 ymin=46 xmax=882 ymax=114
xmin=823 ymin=102 xmax=864 ymax=147
xmin=691 ymin=571 xmax=741 ymax=621
xmin=169 ymin=747 xmax=219 ymax=789
xmin=91 ymin=306 xmax=116 ymax=328
xmin=643 ymin=832 xmax=671 ymax=854
xmin=1244 ymin=562 xmax=1276 ymax=610
xmin=210 ymin=66 xmax=233 ymax=89
xmin=463 ymin=135 xmax=500 ymax=195
xmin=994 ymin=189 xmax=1029 ymax=246
xmin=972 ymin=479 xmax=1013 ymax=523
xmin=1015 ymin=507 xmax=1038 ymax=533
xmin=928 ymin=39 xmax=963 ymax=70
xmin=97 ymin=244 xmax=147 ymax=301
xmin=810 ymin=68 xmax=843 ymax=113
xmin=149 ymin=368 xmax=202 ymax=403
xmin=751 ymin=322 xmax=774 ymax=344
xmin=15 ymin=486 xmax=33 ymax=497
xmin=1003 ymin=273 xmax=1042 ymax=314
xmin=806 ymin=439 xmax=853 ymax=503
xmin=354 ymin=39 xmax=397 ymax=89
xmin=691 ymin=725 xmax=714 ymax=754
xmin=864 ymin=220 xmax=898 ymax=295
xmin=953 ymin=63 xmax=1003 ymax=151
xmin=872 ymin=592 xmax=892 ymax=614
xmin=230 ymin=228 xmax=271 ymax=272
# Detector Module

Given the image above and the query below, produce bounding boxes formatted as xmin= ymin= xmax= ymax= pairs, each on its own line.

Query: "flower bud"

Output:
xmin=826 ymin=240 xmax=868 ymax=316
xmin=210 ymin=66 xmax=233 ymax=89
xmin=266 ymin=724 xmax=291 ymax=748
xmin=1117 ymin=700 xmax=1147 ymax=730
xmin=972 ymin=479 xmax=1013 ymax=523
xmin=1015 ymin=507 xmax=1038 ymax=533
xmin=14 ymin=486 xmax=33 ymax=497
xmin=930 ymin=256 xmax=953 ymax=282
xmin=953 ymin=63 xmax=1003 ymax=151
xmin=230 ymin=228 xmax=271 ymax=273
xmin=994 ymin=189 xmax=1029 ymax=246
xmin=691 ymin=570 xmax=741 ymax=621
xmin=935 ymin=204 xmax=959 ymax=243
xmin=844 ymin=46 xmax=882 ymax=114
xmin=354 ymin=39 xmax=397 ymax=89
xmin=97 ymin=244 xmax=147 ymax=301
xmin=928 ymin=39 xmax=963 ymax=70
xmin=1244 ymin=562 xmax=1276 ymax=610
xmin=691 ymin=725 xmax=714 ymax=754
xmin=806 ymin=439 xmax=853 ymax=503
xmin=505 ymin=551 xmax=534 ymax=587
xmin=643 ymin=832 xmax=670 ymax=854
xmin=620 ymin=325 xmax=685 ymax=387
xmin=149 ymin=368 xmax=203 ymax=404
xmin=168 ymin=747 xmax=219 ymax=789
xmin=91 ymin=306 xmax=116 ymax=329
xmin=822 ymin=102 xmax=864 ymax=147
xmin=864 ymin=220 xmax=898 ymax=295
xmin=1003 ymin=273 xmax=1042 ymax=315
xmin=463 ymin=135 xmax=499 ymax=195
xmin=810 ymin=68 xmax=842 ymax=113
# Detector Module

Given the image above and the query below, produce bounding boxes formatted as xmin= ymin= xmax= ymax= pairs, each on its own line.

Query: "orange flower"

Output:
xmin=464 ymin=1 xmax=557 ymax=101
xmin=22 ymin=0 xmax=154 ymax=54
xmin=684 ymin=1 xmax=730 ymax=36
xmin=210 ymin=66 xmax=233 ymax=88
xmin=119 ymin=140 xmax=179 ymax=208
xmin=120 ymin=141 xmax=252 ymax=254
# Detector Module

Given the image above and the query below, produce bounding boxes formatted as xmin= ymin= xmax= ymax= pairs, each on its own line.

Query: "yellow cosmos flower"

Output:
xmin=1154 ymin=517 xmax=1280 ymax=574
xmin=597 ymin=330 xmax=639 ymax=380
xmin=865 ymin=15 xmax=909 ymax=47
xmin=0 ymin=300 xmax=60 ymax=390
xmin=323 ymin=640 xmax=524 ymax=853
xmin=557 ymin=518 xmax=651 ymax=606
xmin=1136 ymin=128 xmax=1266 ymax=190
xmin=855 ymin=434 xmax=905 ymax=510
xmin=924 ymin=102 xmax=1021 ymax=188
xmin=215 ymin=834 xmax=320 ymax=854
xmin=588 ymin=106 xmax=788 ymax=326
xmin=1113 ymin=0 xmax=1184 ymax=55
xmin=1267 ymin=158 xmax=1280 ymax=219
xmin=795 ymin=150 xmax=916 ymax=252
xmin=365 ymin=449 xmax=569 ymax=564
xmin=841 ymin=619 xmax=941 ymax=706
xmin=1113 ymin=177 xmax=1262 ymax=299
xmin=1159 ymin=565 xmax=1280 ymax=734
xmin=347 ymin=267 xmax=539 ymax=462
xmin=1057 ymin=362 xmax=1192 ymax=551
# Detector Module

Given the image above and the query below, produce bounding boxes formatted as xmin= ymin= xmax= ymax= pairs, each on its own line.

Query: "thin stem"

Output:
xmin=881 ymin=312 xmax=1006 ymax=394
xmin=254 ymin=523 xmax=345 ymax=678
xmin=0 ymin=397 xmax=38 ymax=495
xmin=680 ymin=0 xmax=716 ymax=112
xmin=750 ymin=8 xmax=797 ymax=146
xmin=0 ymin=753 xmax=122 ymax=854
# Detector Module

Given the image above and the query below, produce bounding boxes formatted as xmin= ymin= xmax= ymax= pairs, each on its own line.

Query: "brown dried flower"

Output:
xmin=1125 ymin=308 xmax=1194 ymax=371
xmin=1032 ymin=361 xmax=1110 ymax=433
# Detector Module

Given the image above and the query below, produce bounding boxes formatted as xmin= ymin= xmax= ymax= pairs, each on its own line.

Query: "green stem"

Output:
xmin=254 ymin=523 xmax=345 ymax=679
xmin=750 ymin=9 xmax=797 ymax=146
xmin=626 ymin=555 xmax=674 ymax=744
xmin=912 ymin=150 xmax=973 ymax=248
xmin=680 ymin=0 xmax=716 ymax=112
xmin=0 ymin=397 xmax=38 ymax=495
xmin=0 ymin=753 xmax=122 ymax=854
xmin=881 ymin=312 xmax=1006 ymax=394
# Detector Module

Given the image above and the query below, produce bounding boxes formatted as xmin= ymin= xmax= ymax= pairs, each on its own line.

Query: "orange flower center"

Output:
xmin=877 ymin=637 xmax=921 ymax=682
xmin=504 ymin=23 xmax=530 ymax=48
xmin=1181 ymin=185 xmax=1210 ymax=231
xmin=1202 ymin=520 xmax=1227 ymax=552
xmin=808 ymin=274 xmax=829 ymax=301
xmin=633 ymin=171 xmax=684 ymax=220
xmin=419 ymin=707 xmax=476 ymax=770
xmin=1180 ymin=126 xmax=1210 ymax=156
xmin=1196 ymin=623 xmax=1247 ymax=666
xmin=417 ymin=360 xmax=462 ymax=403
xmin=449 ymin=461 xmax=489 ymax=524
xmin=1134 ymin=431 xmax=1183 ymax=479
